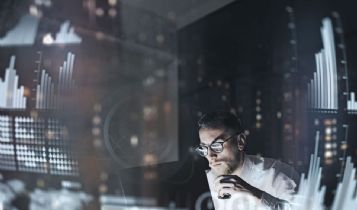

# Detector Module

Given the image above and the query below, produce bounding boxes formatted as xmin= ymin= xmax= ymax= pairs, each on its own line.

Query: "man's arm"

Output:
xmin=217 ymin=175 xmax=291 ymax=210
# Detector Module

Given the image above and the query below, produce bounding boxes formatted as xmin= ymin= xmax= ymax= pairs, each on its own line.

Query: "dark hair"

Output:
xmin=198 ymin=111 xmax=243 ymax=134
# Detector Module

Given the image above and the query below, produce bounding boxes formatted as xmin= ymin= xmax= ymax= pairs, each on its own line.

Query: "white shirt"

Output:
xmin=206 ymin=155 xmax=298 ymax=210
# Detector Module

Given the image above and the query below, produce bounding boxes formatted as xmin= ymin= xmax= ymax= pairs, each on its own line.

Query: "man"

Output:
xmin=195 ymin=111 xmax=299 ymax=210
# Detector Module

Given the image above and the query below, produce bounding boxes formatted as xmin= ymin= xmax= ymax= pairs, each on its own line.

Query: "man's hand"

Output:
xmin=214 ymin=175 xmax=263 ymax=199
xmin=214 ymin=175 xmax=290 ymax=210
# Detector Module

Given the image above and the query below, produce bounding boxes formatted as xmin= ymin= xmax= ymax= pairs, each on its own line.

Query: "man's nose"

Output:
xmin=207 ymin=148 xmax=217 ymax=158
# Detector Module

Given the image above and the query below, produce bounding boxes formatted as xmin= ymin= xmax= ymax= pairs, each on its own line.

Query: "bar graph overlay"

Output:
xmin=0 ymin=56 xmax=27 ymax=109
xmin=43 ymin=21 xmax=82 ymax=45
xmin=36 ymin=52 xmax=76 ymax=109
xmin=0 ymin=14 xmax=38 ymax=46
xmin=347 ymin=92 xmax=357 ymax=114
xmin=307 ymin=18 xmax=338 ymax=113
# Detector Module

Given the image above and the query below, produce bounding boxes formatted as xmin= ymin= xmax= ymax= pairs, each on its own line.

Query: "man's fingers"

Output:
xmin=218 ymin=187 xmax=235 ymax=198
xmin=214 ymin=175 xmax=249 ymax=191
xmin=217 ymin=183 xmax=235 ymax=190
xmin=220 ymin=178 xmax=237 ymax=184
xmin=214 ymin=181 xmax=234 ymax=191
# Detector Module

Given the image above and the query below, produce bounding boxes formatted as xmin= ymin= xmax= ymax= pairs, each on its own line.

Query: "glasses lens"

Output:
xmin=195 ymin=146 xmax=208 ymax=156
xmin=210 ymin=142 xmax=223 ymax=153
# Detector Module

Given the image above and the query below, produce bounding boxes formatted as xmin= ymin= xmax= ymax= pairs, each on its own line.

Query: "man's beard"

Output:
xmin=211 ymin=161 xmax=238 ymax=176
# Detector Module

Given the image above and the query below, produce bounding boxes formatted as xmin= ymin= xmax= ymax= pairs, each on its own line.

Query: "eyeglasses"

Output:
xmin=195 ymin=133 xmax=239 ymax=157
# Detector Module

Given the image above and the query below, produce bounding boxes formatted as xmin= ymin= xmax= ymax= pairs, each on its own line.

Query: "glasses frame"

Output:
xmin=195 ymin=133 xmax=240 ymax=157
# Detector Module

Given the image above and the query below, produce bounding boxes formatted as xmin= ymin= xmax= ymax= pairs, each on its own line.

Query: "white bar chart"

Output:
xmin=307 ymin=18 xmax=338 ymax=112
xmin=347 ymin=92 xmax=357 ymax=114
xmin=36 ymin=52 xmax=76 ymax=109
xmin=0 ymin=56 xmax=27 ymax=109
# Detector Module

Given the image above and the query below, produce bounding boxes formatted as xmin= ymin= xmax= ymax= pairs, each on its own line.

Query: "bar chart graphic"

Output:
xmin=307 ymin=18 xmax=338 ymax=113
xmin=43 ymin=21 xmax=82 ymax=45
xmin=0 ymin=14 xmax=39 ymax=46
xmin=0 ymin=56 xmax=27 ymax=109
xmin=36 ymin=52 xmax=76 ymax=109
xmin=347 ymin=92 xmax=357 ymax=114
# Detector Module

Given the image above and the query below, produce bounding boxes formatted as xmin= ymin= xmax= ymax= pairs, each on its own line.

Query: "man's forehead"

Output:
xmin=199 ymin=128 xmax=226 ymax=144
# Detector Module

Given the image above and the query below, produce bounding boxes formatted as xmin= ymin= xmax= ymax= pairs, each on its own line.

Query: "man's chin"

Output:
xmin=210 ymin=165 xmax=228 ymax=176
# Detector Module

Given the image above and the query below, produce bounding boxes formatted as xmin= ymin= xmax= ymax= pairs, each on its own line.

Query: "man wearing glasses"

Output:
xmin=195 ymin=111 xmax=299 ymax=210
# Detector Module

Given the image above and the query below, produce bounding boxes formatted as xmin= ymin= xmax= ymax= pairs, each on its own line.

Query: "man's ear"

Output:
xmin=237 ymin=133 xmax=246 ymax=151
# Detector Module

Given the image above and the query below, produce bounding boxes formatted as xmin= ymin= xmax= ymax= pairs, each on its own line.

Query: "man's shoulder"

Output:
xmin=246 ymin=155 xmax=300 ymax=185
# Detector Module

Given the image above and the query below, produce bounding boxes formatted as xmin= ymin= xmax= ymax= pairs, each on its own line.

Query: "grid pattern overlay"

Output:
xmin=0 ymin=115 xmax=78 ymax=176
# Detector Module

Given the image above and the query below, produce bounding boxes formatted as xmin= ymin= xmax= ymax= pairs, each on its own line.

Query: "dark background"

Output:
xmin=1 ymin=0 xmax=357 ymax=209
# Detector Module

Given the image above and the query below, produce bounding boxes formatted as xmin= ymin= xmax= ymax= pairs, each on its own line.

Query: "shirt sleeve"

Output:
xmin=260 ymin=162 xmax=297 ymax=210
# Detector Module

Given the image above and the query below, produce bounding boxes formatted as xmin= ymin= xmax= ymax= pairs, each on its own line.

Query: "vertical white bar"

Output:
xmin=63 ymin=60 xmax=68 ymax=109
xmin=44 ymin=73 xmax=48 ymax=109
xmin=351 ymin=92 xmax=355 ymax=102
xmin=321 ymin=23 xmax=331 ymax=109
xmin=320 ymin=52 xmax=326 ymax=109
xmin=4 ymin=57 xmax=14 ymax=107
xmin=316 ymin=53 xmax=322 ymax=109
xmin=323 ymin=18 xmax=338 ymax=110
xmin=47 ymin=79 xmax=50 ymax=109
xmin=69 ymin=53 xmax=75 ymax=91
xmin=9 ymin=56 xmax=16 ymax=69
xmin=47 ymin=75 xmax=51 ymax=109
xmin=350 ymin=93 xmax=353 ymax=110
xmin=19 ymin=88 xmax=22 ymax=108
xmin=349 ymin=92 xmax=353 ymax=110
xmin=314 ymin=72 xmax=319 ymax=109
xmin=20 ymin=86 xmax=23 ymax=108
xmin=16 ymin=84 xmax=19 ymax=108
xmin=6 ymin=70 xmax=15 ymax=107
xmin=63 ymin=61 xmax=68 ymax=94
xmin=36 ymin=84 xmax=39 ymax=108
xmin=59 ymin=67 xmax=63 ymax=96
xmin=327 ymin=19 xmax=338 ymax=110
xmin=13 ymin=76 xmax=19 ymax=108
xmin=40 ymin=70 xmax=45 ymax=109
xmin=3 ymin=71 xmax=8 ymax=107
xmin=47 ymin=76 xmax=51 ymax=108
xmin=4 ymin=70 xmax=10 ymax=107
xmin=20 ymin=86 xmax=24 ymax=108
